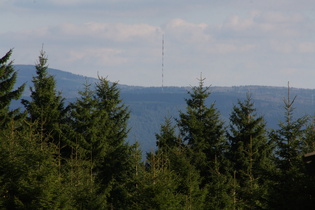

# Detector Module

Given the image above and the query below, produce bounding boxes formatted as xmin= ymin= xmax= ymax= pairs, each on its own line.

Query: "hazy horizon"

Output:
xmin=14 ymin=64 xmax=311 ymax=90
xmin=2 ymin=1 xmax=315 ymax=88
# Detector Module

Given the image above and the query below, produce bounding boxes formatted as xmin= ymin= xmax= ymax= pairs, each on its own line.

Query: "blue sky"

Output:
xmin=2 ymin=0 xmax=315 ymax=88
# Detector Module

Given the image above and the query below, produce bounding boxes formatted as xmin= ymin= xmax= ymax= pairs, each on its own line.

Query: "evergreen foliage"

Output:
xmin=269 ymin=87 xmax=315 ymax=209
xmin=0 ymin=49 xmax=25 ymax=129
xmin=2 ymin=50 xmax=315 ymax=209
xmin=227 ymin=94 xmax=274 ymax=208
xmin=154 ymin=117 xmax=206 ymax=209
xmin=64 ymin=85 xmax=107 ymax=208
xmin=303 ymin=116 xmax=315 ymax=153
xmin=0 ymin=120 xmax=69 ymax=209
xmin=67 ymin=76 xmax=132 ymax=208
xmin=21 ymin=48 xmax=66 ymax=146
xmin=93 ymin=76 xmax=132 ymax=208
xmin=177 ymin=76 xmax=228 ymax=181
xmin=176 ymin=75 xmax=232 ymax=209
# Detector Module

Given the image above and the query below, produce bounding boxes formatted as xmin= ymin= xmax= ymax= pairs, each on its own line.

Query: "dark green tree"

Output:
xmin=123 ymin=141 xmax=146 ymax=209
xmin=302 ymin=115 xmax=315 ymax=154
xmin=67 ymin=81 xmax=109 ymax=208
xmin=94 ymin=76 xmax=132 ymax=208
xmin=177 ymin=76 xmax=228 ymax=181
xmin=176 ymin=76 xmax=232 ymax=209
xmin=269 ymin=85 xmax=315 ymax=209
xmin=69 ymin=77 xmax=131 ymax=208
xmin=0 ymin=120 xmax=70 ymax=209
xmin=154 ymin=117 xmax=206 ymax=209
xmin=68 ymin=81 xmax=104 ymax=162
xmin=140 ymin=151 xmax=185 ymax=210
xmin=156 ymin=117 xmax=180 ymax=154
xmin=227 ymin=94 xmax=274 ymax=209
xmin=21 ymin=49 xmax=66 ymax=146
xmin=301 ymin=116 xmax=315 ymax=205
xmin=0 ymin=49 xmax=25 ymax=130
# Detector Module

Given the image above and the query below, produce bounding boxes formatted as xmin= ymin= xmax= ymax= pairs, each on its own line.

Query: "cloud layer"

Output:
xmin=2 ymin=1 xmax=315 ymax=88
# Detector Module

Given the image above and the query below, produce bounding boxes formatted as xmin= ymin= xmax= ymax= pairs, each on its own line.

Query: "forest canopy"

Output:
xmin=1 ymin=49 xmax=315 ymax=209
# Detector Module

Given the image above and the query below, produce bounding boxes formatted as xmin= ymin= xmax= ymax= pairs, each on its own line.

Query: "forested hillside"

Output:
xmin=2 ymin=49 xmax=315 ymax=209
xmin=12 ymin=65 xmax=315 ymax=152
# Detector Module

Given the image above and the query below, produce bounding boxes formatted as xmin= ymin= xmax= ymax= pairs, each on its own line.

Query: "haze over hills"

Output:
xmin=13 ymin=65 xmax=315 ymax=152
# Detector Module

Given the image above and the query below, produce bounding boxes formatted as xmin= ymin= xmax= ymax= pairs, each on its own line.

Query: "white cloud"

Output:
xmin=3 ymin=1 xmax=315 ymax=87
xmin=220 ymin=11 xmax=308 ymax=40
xmin=165 ymin=18 xmax=211 ymax=43
xmin=223 ymin=15 xmax=254 ymax=31
xmin=59 ymin=22 xmax=161 ymax=42
xmin=67 ymin=48 xmax=127 ymax=65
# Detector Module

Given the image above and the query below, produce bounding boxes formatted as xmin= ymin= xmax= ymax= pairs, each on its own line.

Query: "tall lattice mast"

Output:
xmin=162 ymin=34 xmax=164 ymax=91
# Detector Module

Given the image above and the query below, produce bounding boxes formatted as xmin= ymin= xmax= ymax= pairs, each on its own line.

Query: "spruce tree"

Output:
xmin=155 ymin=117 xmax=206 ymax=209
xmin=176 ymin=76 xmax=232 ymax=208
xmin=0 ymin=120 xmax=70 ymax=209
xmin=141 ymin=151 xmax=185 ymax=209
xmin=21 ymin=48 xmax=66 ymax=145
xmin=124 ymin=142 xmax=145 ymax=209
xmin=0 ymin=49 xmax=25 ymax=129
xmin=0 ymin=50 xmax=77 ymax=209
xmin=94 ymin=76 xmax=131 ymax=208
xmin=301 ymin=115 xmax=315 ymax=153
xmin=227 ymin=94 xmax=274 ymax=209
xmin=67 ymin=81 xmax=109 ymax=208
xmin=156 ymin=117 xmax=180 ymax=154
xmin=69 ymin=77 xmax=131 ymax=208
xmin=301 ymin=117 xmax=315 ymax=206
xmin=177 ymin=76 xmax=228 ymax=183
xmin=268 ymin=85 xmax=314 ymax=209
xmin=68 ymin=81 xmax=104 ymax=161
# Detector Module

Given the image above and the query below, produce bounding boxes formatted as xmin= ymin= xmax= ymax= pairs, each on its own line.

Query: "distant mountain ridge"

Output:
xmin=13 ymin=65 xmax=315 ymax=152
xmin=14 ymin=65 xmax=99 ymax=98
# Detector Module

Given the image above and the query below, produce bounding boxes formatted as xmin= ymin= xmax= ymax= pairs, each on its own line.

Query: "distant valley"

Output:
xmin=13 ymin=65 xmax=315 ymax=153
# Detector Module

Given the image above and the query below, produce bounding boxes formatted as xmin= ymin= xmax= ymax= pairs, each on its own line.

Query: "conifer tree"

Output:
xmin=302 ymin=115 xmax=315 ymax=154
xmin=177 ymin=76 xmax=228 ymax=184
xmin=21 ymin=48 xmax=66 ymax=145
xmin=271 ymin=94 xmax=308 ymax=171
xmin=67 ymin=81 xmax=109 ymax=208
xmin=301 ymin=117 xmax=315 ymax=206
xmin=69 ymin=77 xmax=131 ymax=208
xmin=68 ymin=81 xmax=104 ymax=161
xmin=269 ymin=84 xmax=314 ymax=209
xmin=0 ymin=120 xmax=70 ymax=209
xmin=124 ymin=142 xmax=145 ymax=208
xmin=0 ymin=49 xmax=25 ymax=130
xmin=0 ymin=51 xmax=73 ymax=209
xmin=155 ymin=117 xmax=206 ymax=209
xmin=227 ymin=94 xmax=274 ymax=209
xmin=140 ymin=151 xmax=185 ymax=209
xmin=156 ymin=117 xmax=180 ymax=154
xmin=94 ymin=76 xmax=131 ymax=208
xmin=177 ymin=76 xmax=231 ymax=208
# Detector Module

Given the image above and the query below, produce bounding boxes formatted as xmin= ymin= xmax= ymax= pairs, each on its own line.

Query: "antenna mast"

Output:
xmin=162 ymin=34 xmax=164 ymax=92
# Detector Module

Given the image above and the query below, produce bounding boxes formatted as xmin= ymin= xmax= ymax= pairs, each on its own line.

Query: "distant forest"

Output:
xmin=1 ymin=49 xmax=315 ymax=209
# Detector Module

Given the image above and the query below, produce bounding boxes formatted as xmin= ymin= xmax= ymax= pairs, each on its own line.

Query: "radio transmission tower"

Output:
xmin=162 ymin=34 xmax=164 ymax=92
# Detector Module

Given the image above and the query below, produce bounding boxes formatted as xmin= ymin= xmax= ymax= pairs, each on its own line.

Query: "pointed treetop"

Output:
xmin=198 ymin=72 xmax=205 ymax=86
xmin=35 ymin=47 xmax=49 ymax=79
xmin=186 ymin=73 xmax=211 ymax=110
xmin=0 ymin=49 xmax=14 ymax=80
xmin=38 ymin=50 xmax=48 ymax=67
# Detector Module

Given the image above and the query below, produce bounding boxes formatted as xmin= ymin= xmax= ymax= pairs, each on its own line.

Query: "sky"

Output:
xmin=2 ymin=0 xmax=315 ymax=88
